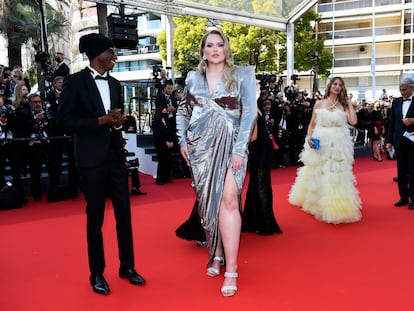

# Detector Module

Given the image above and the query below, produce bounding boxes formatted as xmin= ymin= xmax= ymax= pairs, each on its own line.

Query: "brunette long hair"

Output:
xmin=323 ymin=76 xmax=349 ymax=110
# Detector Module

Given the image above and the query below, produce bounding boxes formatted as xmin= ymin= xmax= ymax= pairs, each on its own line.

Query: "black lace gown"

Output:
xmin=242 ymin=114 xmax=283 ymax=235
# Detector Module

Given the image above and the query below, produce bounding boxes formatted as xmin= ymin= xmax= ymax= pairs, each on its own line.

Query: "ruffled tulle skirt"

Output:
xmin=288 ymin=125 xmax=362 ymax=224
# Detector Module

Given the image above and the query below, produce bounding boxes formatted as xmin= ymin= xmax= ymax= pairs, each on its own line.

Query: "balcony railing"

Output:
xmin=334 ymin=56 xmax=400 ymax=67
xmin=318 ymin=0 xmax=402 ymax=13
xmin=319 ymin=26 xmax=401 ymax=40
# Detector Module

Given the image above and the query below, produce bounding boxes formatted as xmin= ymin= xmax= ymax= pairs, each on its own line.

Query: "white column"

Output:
xmin=331 ymin=0 xmax=335 ymax=76
xmin=166 ymin=15 xmax=175 ymax=81
xmin=286 ymin=21 xmax=294 ymax=82
xmin=410 ymin=3 xmax=413 ymax=73
xmin=371 ymin=0 xmax=376 ymax=101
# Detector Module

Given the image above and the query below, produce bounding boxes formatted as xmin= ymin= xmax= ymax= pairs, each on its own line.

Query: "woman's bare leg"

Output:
xmin=218 ymin=169 xmax=241 ymax=291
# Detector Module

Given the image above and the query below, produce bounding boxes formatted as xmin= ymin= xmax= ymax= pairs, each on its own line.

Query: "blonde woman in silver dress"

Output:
xmin=289 ymin=77 xmax=362 ymax=224
xmin=176 ymin=29 xmax=256 ymax=297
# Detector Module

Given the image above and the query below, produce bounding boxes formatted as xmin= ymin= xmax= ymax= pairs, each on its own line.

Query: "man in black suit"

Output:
xmin=155 ymin=79 xmax=177 ymax=123
xmin=53 ymin=52 xmax=70 ymax=78
xmin=57 ymin=33 xmax=145 ymax=295
xmin=386 ymin=76 xmax=414 ymax=209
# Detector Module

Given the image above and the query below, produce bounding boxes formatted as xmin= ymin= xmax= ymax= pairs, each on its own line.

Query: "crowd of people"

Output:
xmin=2 ymin=29 xmax=414 ymax=299
xmin=0 ymin=60 xmax=79 ymax=204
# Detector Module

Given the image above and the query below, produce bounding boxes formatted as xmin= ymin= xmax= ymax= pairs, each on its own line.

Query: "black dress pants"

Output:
xmin=79 ymin=149 xmax=135 ymax=275
xmin=396 ymin=140 xmax=414 ymax=202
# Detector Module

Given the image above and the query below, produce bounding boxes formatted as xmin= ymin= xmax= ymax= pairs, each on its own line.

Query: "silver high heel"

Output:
xmin=221 ymin=272 xmax=238 ymax=297
xmin=206 ymin=256 xmax=224 ymax=277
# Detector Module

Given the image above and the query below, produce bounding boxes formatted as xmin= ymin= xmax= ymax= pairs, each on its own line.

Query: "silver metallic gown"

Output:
xmin=176 ymin=66 xmax=257 ymax=264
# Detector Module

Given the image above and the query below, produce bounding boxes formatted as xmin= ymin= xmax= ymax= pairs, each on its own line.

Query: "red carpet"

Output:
xmin=1 ymin=156 xmax=413 ymax=311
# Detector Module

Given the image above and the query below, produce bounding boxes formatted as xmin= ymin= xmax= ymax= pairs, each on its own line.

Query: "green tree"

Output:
xmin=158 ymin=9 xmax=331 ymax=79
xmin=0 ymin=0 xmax=66 ymax=68
xmin=289 ymin=9 xmax=332 ymax=78
xmin=157 ymin=16 xmax=209 ymax=73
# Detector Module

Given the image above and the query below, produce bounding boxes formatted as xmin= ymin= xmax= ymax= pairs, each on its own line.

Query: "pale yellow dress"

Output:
xmin=288 ymin=108 xmax=362 ymax=224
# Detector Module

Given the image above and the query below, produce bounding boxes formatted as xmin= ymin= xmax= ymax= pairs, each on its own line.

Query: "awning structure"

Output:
xmin=88 ymin=0 xmax=317 ymax=31
xmin=87 ymin=0 xmax=318 ymax=78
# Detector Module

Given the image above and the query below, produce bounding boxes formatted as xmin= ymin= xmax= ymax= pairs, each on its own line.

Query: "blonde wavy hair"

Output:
xmin=323 ymin=76 xmax=349 ymax=110
xmin=12 ymin=83 xmax=28 ymax=109
xmin=198 ymin=29 xmax=237 ymax=92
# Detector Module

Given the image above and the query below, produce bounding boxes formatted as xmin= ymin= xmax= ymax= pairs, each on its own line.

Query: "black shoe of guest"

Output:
xmin=409 ymin=203 xmax=414 ymax=210
xmin=90 ymin=274 xmax=110 ymax=295
xmin=119 ymin=267 xmax=146 ymax=285
xmin=130 ymin=189 xmax=147 ymax=195
xmin=393 ymin=177 xmax=399 ymax=182
xmin=155 ymin=180 xmax=165 ymax=185
xmin=394 ymin=198 xmax=409 ymax=207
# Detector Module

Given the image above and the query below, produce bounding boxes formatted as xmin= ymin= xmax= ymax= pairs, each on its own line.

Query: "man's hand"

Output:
xmin=99 ymin=108 xmax=126 ymax=126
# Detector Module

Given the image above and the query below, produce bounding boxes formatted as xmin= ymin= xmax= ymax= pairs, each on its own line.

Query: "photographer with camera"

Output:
xmin=121 ymin=138 xmax=147 ymax=196
xmin=155 ymin=79 xmax=178 ymax=141
xmin=0 ymin=96 xmax=25 ymax=203
xmin=12 ymin=93 xmax=52 ymax=201
xmin=45 ymin=76 xmax=66 ymax=192
xmin=284 ymin=79 xmax=297 ymax=104
xmin=4 ymin=67 xmax=31 ymax=105
xmin=286 ymin=91 xmax=311 ymax=165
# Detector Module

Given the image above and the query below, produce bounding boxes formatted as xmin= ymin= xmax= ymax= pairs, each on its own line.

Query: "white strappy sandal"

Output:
xmin=206 ymin=256 xmax=224 ymax=277
xmin=221 ymin=272 xmax=238 ymax=297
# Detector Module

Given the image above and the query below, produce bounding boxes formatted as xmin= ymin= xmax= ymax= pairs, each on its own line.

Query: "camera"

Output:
xmin=127 ymin=158 xmax=139 ymax=169
xmin=0 ymin=105 xmax=16 ymax=118
xmin=43 ymin=101 xmax=54 ymax=119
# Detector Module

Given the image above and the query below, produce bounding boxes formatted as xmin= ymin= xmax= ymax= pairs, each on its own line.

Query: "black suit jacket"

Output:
xmin=387 ymin=97 xmax=414 ymax=149
xmin=53 ymin=62 xmax=70 ymax=78
xmin=57 ymin=68 xmax=124 ymax=168
xmin=155 ymin=92 xmax=177 ymax=110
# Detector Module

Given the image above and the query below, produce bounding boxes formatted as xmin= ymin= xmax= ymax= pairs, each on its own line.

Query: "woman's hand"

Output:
xmin=307 ymin=136 xmax=314 ymax=149
xmin=180 ymin=145 xmax=189 ymax=165
xmin=231 ymin=154 xmax=244 ymax=172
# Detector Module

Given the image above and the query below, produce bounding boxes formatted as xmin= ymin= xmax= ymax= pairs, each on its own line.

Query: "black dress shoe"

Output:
xmin=409 ymin=204 xmax=414 ymax=210
xmin=155 ymin=180 xmax=165 ymax=186
xmin=394 ymin=199 xmax=409 ymax=207
xmin=130 ymin=189 xmax=147 ymax=195
xmin=119 ymin=268 xmax=146 ymax=285
xmin=90 ymin=274 xmax=110 ymax=295
xmin=393 ymin=177 xmax=399 ymax=182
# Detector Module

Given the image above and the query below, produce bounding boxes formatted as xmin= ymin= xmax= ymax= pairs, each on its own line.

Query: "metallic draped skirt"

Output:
xmin=186 ymin=96 xmax=247 ymax=264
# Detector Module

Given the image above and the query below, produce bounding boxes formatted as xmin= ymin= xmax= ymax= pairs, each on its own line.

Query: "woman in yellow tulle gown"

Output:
xmin=288 ymin=77 xmax=362 ymax=224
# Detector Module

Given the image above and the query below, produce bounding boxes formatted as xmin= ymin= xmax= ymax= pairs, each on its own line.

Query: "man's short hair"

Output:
xmin=53 ymin=76 xmax=64 ymax=84
xmin=400 ymin=76 xmax=414 ymax=87
xmin=164 ymin=79 xmax=173 ymax=87
xmin=27 ymin=93 xmax=41 ymax=102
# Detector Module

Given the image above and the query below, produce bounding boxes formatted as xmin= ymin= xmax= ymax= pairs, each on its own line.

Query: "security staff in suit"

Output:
xmin=386 ymin=76 xmax=414 ymax=209
xmin=53 ymin=52 xmax=70 ymax=78
xmin=57 ymin=33 xmax=145 ymax=295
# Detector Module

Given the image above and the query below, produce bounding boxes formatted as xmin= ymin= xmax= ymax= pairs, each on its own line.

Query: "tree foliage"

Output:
xmin=158 ymin=9 xmax=332 ymax=79
xmin=0 ymin=0 xmax=67 ymax=67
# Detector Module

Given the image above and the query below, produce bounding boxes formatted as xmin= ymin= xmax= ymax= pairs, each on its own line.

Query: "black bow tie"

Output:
xmin=95 ymin=75 xmax=108 ymax=80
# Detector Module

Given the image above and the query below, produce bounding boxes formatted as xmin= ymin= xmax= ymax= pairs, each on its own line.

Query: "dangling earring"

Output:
xmin=202 ymin=55 xmax=207 ymax=61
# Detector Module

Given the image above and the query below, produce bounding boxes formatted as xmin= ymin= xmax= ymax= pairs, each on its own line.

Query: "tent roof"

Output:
xmin=90 ymin=0 xmax=318 ymax=31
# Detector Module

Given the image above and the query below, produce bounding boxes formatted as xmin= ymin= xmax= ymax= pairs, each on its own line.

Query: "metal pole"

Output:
xmin=166 ymin=15 xmax=175 ymax=81
xmin=371 ymin=0 xmax=376 ymax=101
xmin=410 ymin=3 xmax=413 ymax=73
xmin=286 ymin=21 xmax=294 ymax=83
xmin=331 ymin=0 xmax=335 ymax=76
xmin=39 ymin=0 xmax=48 ymax=52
